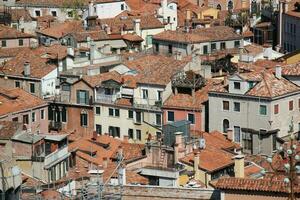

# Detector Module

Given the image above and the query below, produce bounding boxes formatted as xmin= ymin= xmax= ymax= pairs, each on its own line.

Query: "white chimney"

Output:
xmin=105 ymin=26 xmax=111 ymax=35
xmin=194 ymin=151 xmax=200 ymax=179
xmin=88 ymin=0 xmax=94 ymax=17
xmin=275 ymin=65 xmax=282 ymax=79
xmin=133 ymin=19 xmax=141 ymax=36
xmin=90 ymin=42 xmax=96 ymax=64
xmin=24 ymin=62 xmax=30 ymax=77
xmin=234 ymin=155 xmax=245 ymax=178
xmin=67 ymin=46 xmax=74 ymax=57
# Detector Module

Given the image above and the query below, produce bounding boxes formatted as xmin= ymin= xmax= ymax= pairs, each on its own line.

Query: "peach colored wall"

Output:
xmin=163 ymin=109 xmax=202 ymax=131
xmin=0 ymin=105 xmax=49 ymax=134
xmin=70 ymin=81 xmax=94 ymax=104
xmin=0 ymin=38 xmax=31 ymax=48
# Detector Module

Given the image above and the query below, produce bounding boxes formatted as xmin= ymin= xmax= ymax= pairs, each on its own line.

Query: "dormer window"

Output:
xmin=248 ymin=81 xmax=255 ymax=89
xmin=234 ymin=82 xmax=240 ymax=89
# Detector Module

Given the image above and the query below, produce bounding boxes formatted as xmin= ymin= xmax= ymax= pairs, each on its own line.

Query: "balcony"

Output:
xmin=49 ymin=121 xmax=62 ymax=131
xmin=44 ymin=146 xmax=69 ymax=168
xmin=96 ymin=94 xmax=118 ymax=104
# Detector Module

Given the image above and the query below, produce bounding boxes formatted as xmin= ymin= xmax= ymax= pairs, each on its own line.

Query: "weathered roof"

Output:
xmin=153 ymin=26 xmax=242 ymax=44
xmin=0 ymin=121 xmax=23 ymax=139
xmin=12 ymin=132 xmax=44 ymax=144
xmin=0 ymin=87 xmax=47 ymax=117
xmin=0 ymin=25 xmax=34 ymax=39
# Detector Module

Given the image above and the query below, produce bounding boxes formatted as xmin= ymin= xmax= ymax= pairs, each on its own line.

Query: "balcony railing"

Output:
xmin=95 ymin=94 xmax=117 ymax=103
xmin=44 ymin=146 xmax=68 ymax=167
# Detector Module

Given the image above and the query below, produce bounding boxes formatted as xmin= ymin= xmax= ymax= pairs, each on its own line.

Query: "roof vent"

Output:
xmin=199 ymin=138 xmax=206 ymax=149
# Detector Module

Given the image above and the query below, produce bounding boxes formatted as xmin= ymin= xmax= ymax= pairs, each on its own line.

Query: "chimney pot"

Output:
xmin=234 ymin=154 xmax=245 ymax=178
xmin=275 ymin=65 xmax=282 ymax=79
xmin=24 ymin=62 xmax=30 ymax=77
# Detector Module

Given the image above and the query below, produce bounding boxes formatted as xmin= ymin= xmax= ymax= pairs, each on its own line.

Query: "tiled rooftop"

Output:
xmin=0 ymin=121 xmax=23 ymax=139
xmin=0 ymin=87 xmax=47 ymax=117
xmin=0 ymin=25 xmax=34 ymax=39
xmin=153 ymin=26 xmax=242 ymax=44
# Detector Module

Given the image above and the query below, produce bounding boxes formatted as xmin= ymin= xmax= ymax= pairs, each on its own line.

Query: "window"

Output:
xmin=186 ymin=113 xmax=194 ymax=124
xmin=96 ymin=124 xmax=102 ymax=134
xmin=109 ymin=126 xmax=120 ymax=138
xmin=243 ymin=132 xmax=252 ymax=151
xmin=23 ymin=114 xmax=29 ymax=124
xmin=121 ymin=4 xmax=124 ymax=10
xmin=167 ymin=111 xmax=174 ymax=122
xmin=167 ymin=16 xmax=170 ymax=23
xmin=136 ymin=129 xmax=141 ymax=140
xmin=51 ymin=10 xmax=57 ymax=17
xmin=223 ymin=101 xmax=229 ymax=110
xmin=203 ymin=45 xmax=208 ymax=54
xmin=19 ymin=39 xmax=23 ymax=46
xmin=95 ymin=107 xmax=101 ymax=115
xmin=62 ymin=85 xmax=70 ymax=91
xmin=234 ymin=82 xmax=240 ymax=89
xmin=211 ymin=43 xmax=216 ymax=51
xmin=62 ymin=107 xmax=67 ymax=122
xmin=289 ymin=100 xmax=294 ymax=111
xmin=30 ymin=83 xmax=35 ymax=93
xmin=104 ymin=88 xmax=113 ymax=95
xmin=1 ymin=40 xmax=6 ymax=47
xmin=298 ymin=99 xmax=300 ymax=108
xmin=15 ymin=81 xmax=20 ymax=88
xmin=168 ymin=44 xmax=172 ymax=54
xmin=146 ymin=35 xmax=153 ymax=46
xmin=128 ymin=129 xmax=134 ymax=139
xmin=128 ymin=110 xmax=134 ymax=118
xmin=80 ymin=112 xmax=88 ymax=126
xmin=223 ymin=119 xmax=229 ymax=133
xmin=77 ymin=90 xmax=89 ymax=104
xmin=142 ymin=89 xmax=148 ymax=99
xmin=115 ymin=109 xmax=120 ymax=117
xmin=234 ymin=40 xmax=240 ymax=48
xmin=234 ymin=102 xmax=240 ymax=112
xmin=274 ymin=104 xmax=279 ymax=114
xmin=228 ymin=0 xmax=233 ymax=10
xmin=135 ymin=111 xmax=142 ymax=123
xmin=32 ymin=112 xmax=36 ymax=122
xmin=234 ymin=126 xmax=240 ymax=143
xmin=259 ymin=105 xmax=267 ymax=115
xmin=41 ymin=109 xmax=45 ymax=120
xmin=67 ymin=11 xmax=73 ymax=18
xmin=156 ymin=131 xmax=162 ymax=139
xmin=157 ymin=91 xmax=162 ymax=101
xmin=248 ymin=81 xmax=255 ymax=89
xmin=12 ymin=117 xmax=18 ymax=122
xmin=155 ymin=43 xmax=159 ymax=52
xmin=156 ymin=114 xmax=162 ymax=126
xmin=272 ymin=134 xmax=277 ymax=151
xmin=35 ymin=10 xmax=41 ymax=17
xmin=217 ymin=4 xmax=221 ymax=10
xmin=220 ymin=42 xmax=226 ymax=50
xmin=109 ymin=108 xmax=114 ymax=116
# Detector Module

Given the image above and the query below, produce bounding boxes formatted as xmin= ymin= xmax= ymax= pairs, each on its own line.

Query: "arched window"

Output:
xmin=228 ymin=0 xmax=233 ymax=10
xmin=223 ymin=119 xmax=230 ymax=133
xmin=217 ymin=4 xmax=222 ymax=10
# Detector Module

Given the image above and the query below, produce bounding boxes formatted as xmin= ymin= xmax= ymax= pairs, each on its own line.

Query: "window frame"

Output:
xmin=289 ymin=100 xmax=294 ymax=111
xmin=15 ymin=81 xmax=20 ymax=88
xmin=187 ymin=113 xmax=195 ymax=124
xmin=223 ymin=101 xmax=229 ymax=111
xmin=40 ymin=109 xmax=45 ymax=120
xmin=32 ymin=112 xmax=36 ymax=122
xmin=233 ymin=82 xmax=241 ymax=89
xmin=18 ymin=39 xmax=24 ymax=46
xmin=274 ymin=104 xmax=279 ymax=114
xmin=233 ymin=102 xmax=240 ymax=112
xmin=128 ymin=110 xmax=134 ymax=119
xmin=142 ymin=89 xmax=148 ymax=99
xmin=1 ymin=40 xmax=6 ymax=47
xmin=30 ymin=83 xmax=35 ymax=94
xmin=167 ymin=111 xmax=174 ymax=122
xmin=136 ymin=129 xmax=141 ymax=140
xmin=259 ymin=105 xmax=267 ymax=115
xmin=80 ymin=112 xmax=88 ymax=127
xmin=95 ymin=106 xmax=101 ymax=115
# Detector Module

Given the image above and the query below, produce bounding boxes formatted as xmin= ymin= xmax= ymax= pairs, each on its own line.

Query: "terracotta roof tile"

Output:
xmin=0 ymin=46 xmax=63 ymax=78
xmin=122 ymin=33 xmax=144 ymax=42
xmin=0 ymin=121 xmax=23 ymax=139
xmin=16 ymin=0 xmax=89 ymax=7
xmin=282 ymin=61 xmax=300 ymax=76
xmin=123 ymin=54 xmax=189 ymax=86
xmin=0 ymin=47 xmax=30 ymax=58
xmin=163 ymin=79 xmax=223 ymax=110
xmin=71 ymin=30 xmax=110 ymax=42
xmin=153 ymin=26 xmax=242 ymax=43
xmin=244 ymin=164 xmax=263 ymax=178
xmin=213 ymin=177 xmax=300 ymax=193
xmin=0 ymin=25 xmax=34 ymax=39
xmin=180 ymin=131 xmax=239 ymax=172
xmin=246 ymin=71 xmax=300 ymax=98
xmin=0 ymin=8 xmax=32 ymax=22
xmin=98 ymin=14 xmax=164 ymax=34
xmin=81 ymin=71 xmax=122 ymax=87
xmin=0 ymin=87 xmax=47 ymax=117
xmin=37 ymin=20 xmax=83 ymax=39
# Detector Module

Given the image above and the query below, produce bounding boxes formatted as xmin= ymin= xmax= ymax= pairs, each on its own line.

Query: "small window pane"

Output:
xmin=95 ymin=107 xmax=101 ymax=115
xmin=128 ymin=110 xmax=133 ymax=118
xmin=260 ymin=105 xmax=267 ymax=115
xmin=234 ymin=102 xmax=240 ymax=112
xmin=223 ymin=101 xmax=229 ymax=110
xmin=168 ymin=111 xmax=174 ymax=122
xmin=188 ymin=113 xmax=195 ymax=124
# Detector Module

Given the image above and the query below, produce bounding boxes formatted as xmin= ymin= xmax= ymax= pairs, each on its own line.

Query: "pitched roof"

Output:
xmin=81 ymin=71 xmax=122 ymax=87
xmin=1 ymin=8 xmax=32 ymax=22
xmin=180 ymin=131 xmax=239 ymax=172
xmin=0 ymin=87 xmax=47 ymax=117
xmin=15 ymin=0 xmax=89 ymax=7
xmin=0 ymin=121 xmax=23 ymax=139
xmin=0 ymin=47 xmax=59 ymax=79
xmin=153 ymin=26 xmax=242 ymax=44
xmin=123 ymin=54 xmax=189 ymax=86
xmin=122 ymin=33 xmax=144 ymax=42
xmin=70 ymin=30 xmax=110 ymax=42
xmin=282 ymin=61 xmax=300 ymax=76
xmin=163 ymin=79 xmax=224 ymax=110
xmin=98 ymin=14 xmax=164 ymax=34
xmin=69 ymin=134 xmax=145 ymax=166
xmin=36 ymin=21 xmax=84 ymax=39
xmin=245 ymin=71 xmax=300 ymax=98
xmin=212 ymin=177 xmax=300 ymax=193
xmin=0 ymin=47 xmax=30 ymax=58
xmin=0 ymin=25 xmax=34 ymax=39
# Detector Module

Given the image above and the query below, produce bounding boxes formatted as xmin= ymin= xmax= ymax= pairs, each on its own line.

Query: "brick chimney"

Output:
xmin=133 ymin=19 xmax=141 ymax=36
xmin=234 ymin=155 xmax=245 ymax=178
xmin=24 ymin=62 xmax=30 ymax=77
